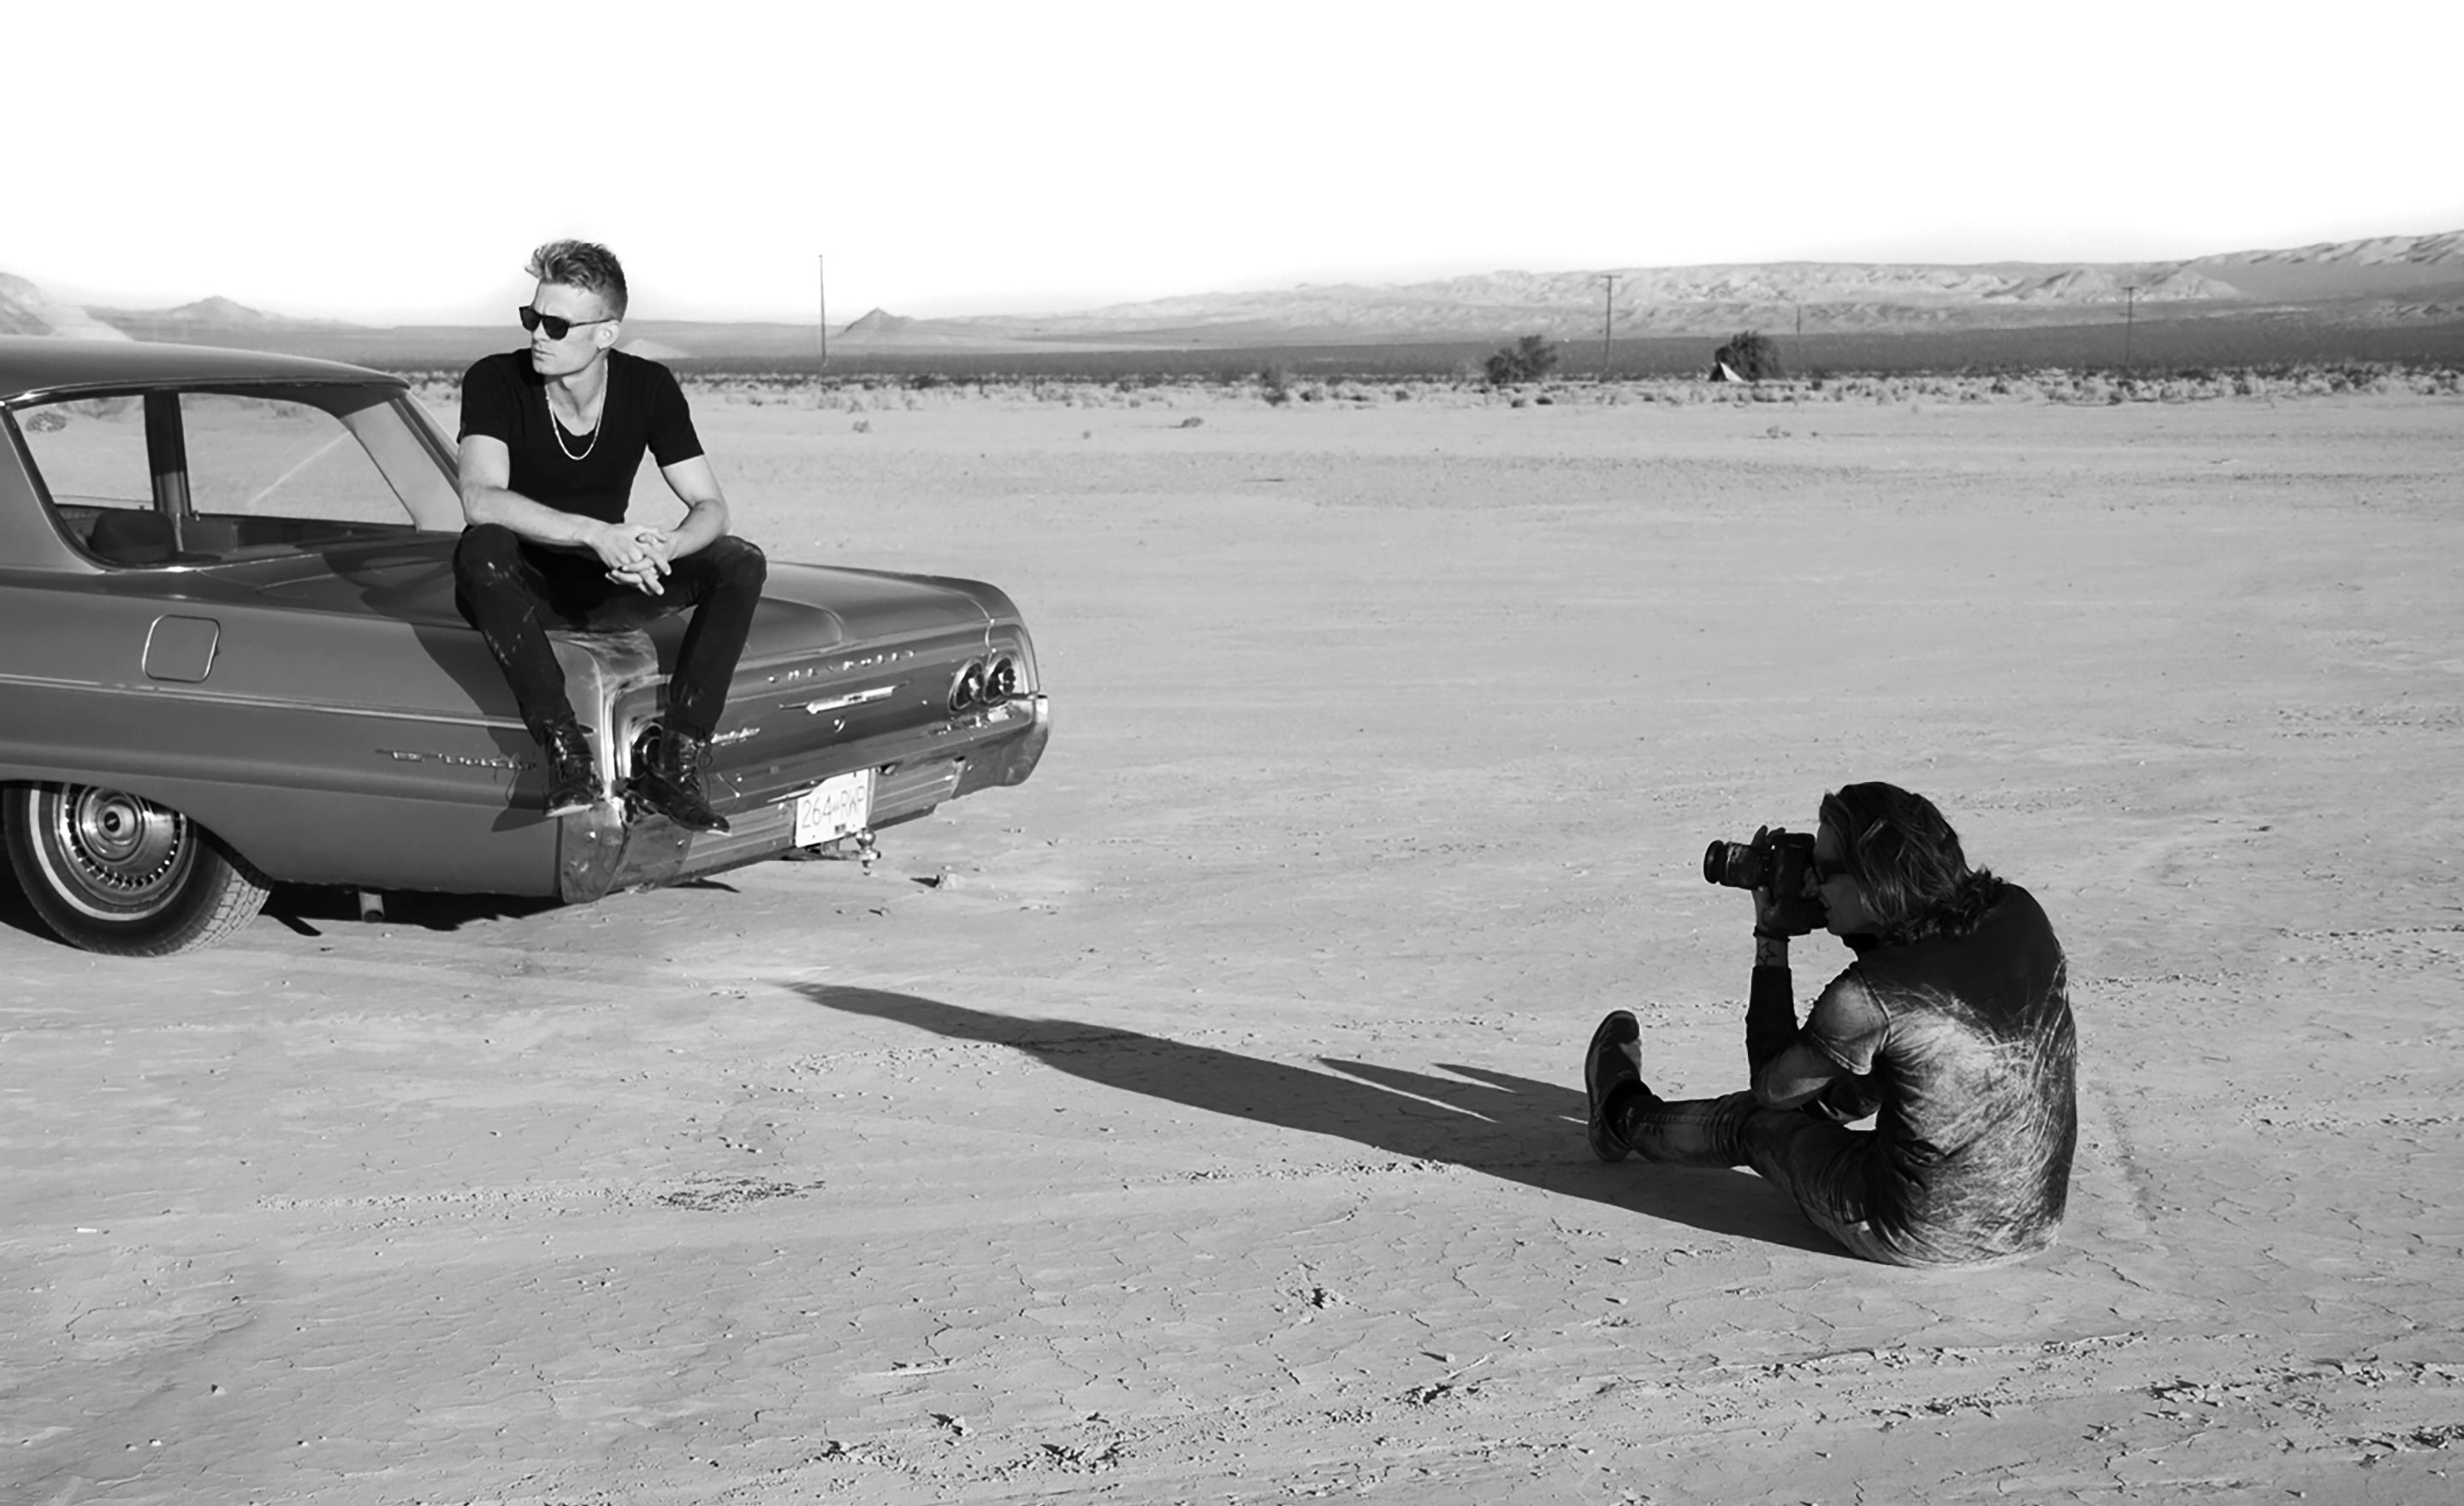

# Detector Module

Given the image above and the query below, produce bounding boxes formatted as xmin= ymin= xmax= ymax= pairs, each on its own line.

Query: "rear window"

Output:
xmin=184 ymin=392 xmax=410 ymax=525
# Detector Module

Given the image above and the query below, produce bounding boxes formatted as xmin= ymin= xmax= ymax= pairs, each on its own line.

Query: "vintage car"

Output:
xmin=0 ymin=336 xmax=1050 ymax=955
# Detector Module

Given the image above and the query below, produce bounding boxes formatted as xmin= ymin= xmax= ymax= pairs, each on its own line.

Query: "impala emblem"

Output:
xmin=376 ymin=749 xmax=527 ymax=771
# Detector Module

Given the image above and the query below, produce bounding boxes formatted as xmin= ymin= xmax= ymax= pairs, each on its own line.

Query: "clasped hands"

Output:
xmin=593 ymin=523 xmax=675 ymax=596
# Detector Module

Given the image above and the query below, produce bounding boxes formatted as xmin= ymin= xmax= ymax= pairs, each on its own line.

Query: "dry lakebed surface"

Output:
xmin=5 ymin=386 xmax=2460 ymax=1503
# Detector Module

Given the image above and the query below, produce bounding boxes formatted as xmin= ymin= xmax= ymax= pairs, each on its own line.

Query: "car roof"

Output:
xmin=0 ymin=335 xmax=402 ymax=401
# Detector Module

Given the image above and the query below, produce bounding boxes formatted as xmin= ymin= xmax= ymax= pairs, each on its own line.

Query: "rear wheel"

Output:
xmin=3 ymin=784 xmax=270 ymax=956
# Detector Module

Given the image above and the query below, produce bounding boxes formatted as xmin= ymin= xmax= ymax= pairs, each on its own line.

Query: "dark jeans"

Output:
xmin=1624 ymin=1090 xmax=1904 ymax=1264
xmin=453 ymin=524 xmax=767 ymax=743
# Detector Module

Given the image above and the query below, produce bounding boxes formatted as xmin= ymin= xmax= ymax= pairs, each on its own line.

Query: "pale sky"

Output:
xmin=15 ymin=0 xmax=2460 ymax=327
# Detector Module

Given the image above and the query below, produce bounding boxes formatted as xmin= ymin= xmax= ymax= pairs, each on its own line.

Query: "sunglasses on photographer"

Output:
xmin=518 ymin=305 xmax=614 ymax=340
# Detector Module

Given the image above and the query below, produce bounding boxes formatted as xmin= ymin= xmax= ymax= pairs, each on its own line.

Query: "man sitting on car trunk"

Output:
xmin=453 ymin=239 xmax=765 ymax=832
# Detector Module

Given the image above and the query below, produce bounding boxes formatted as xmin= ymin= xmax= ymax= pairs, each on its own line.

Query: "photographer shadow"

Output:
xmin=790 ymin=984 xmax=1839 ymax=1257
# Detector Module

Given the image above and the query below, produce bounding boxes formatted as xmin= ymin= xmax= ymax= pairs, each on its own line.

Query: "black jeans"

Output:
xmin=453 ymin=523 xmax=767 ymax=743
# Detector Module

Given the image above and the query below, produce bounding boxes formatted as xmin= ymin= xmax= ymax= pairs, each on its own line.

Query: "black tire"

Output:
xmin=3 ymin=783 xmax=270 ymax=956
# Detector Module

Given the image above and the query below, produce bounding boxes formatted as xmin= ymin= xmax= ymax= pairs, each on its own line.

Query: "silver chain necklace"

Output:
xmin=547 ymin=366 xmax=607 ymax=461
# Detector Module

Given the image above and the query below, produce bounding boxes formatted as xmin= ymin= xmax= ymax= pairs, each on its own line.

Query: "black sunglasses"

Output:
xmin=518 ymin=305 xmax=614 ymax=340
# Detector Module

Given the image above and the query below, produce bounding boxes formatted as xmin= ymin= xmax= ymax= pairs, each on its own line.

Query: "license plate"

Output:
xmin=791 ymin=768 xmax=874 ymax=847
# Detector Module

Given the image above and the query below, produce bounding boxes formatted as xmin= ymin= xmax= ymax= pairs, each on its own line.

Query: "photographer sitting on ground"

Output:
xmin=1584 ymin=782 xmax=2078 ymax=1268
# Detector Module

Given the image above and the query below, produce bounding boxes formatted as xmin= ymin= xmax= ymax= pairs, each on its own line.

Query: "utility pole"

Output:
xmin=817 ymin=254 xmax=828 ymax=369
xmin=1598 ymin=273 xmax=1618 ymax=382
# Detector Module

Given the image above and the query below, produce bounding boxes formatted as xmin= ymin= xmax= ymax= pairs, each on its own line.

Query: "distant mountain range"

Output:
xmin=0 ymin=272 xmax=133 ymax=340
xmin=7 ymin=229 xmax=2462 ymax=359
xmin=833 ymin=230 xmax=2464 ymax=349
xmin=0 ymin=279 xmax=355 ymax=342
xmin=86 ymin=294 xmax=358 ymax=341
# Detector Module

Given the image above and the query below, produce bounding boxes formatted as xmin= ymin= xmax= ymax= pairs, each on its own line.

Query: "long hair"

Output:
xmin=1819 ymin=782 xmax=2006 ymax=947
xmin=527 ymin=239 xmax=630 ymax=318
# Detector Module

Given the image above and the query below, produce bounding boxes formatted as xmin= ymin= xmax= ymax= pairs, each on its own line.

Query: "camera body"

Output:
xmin=1703 ymin=827 xmax=1827 ymax=934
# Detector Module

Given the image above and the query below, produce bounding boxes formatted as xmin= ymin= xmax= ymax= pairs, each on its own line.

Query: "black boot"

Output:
xmin=633 ymin=725 xmax=730 ymax=833
xmin=1584 ymin=1010 xmax=1647 ymax=1163
xmin=540 ymin=720 xmax=601 ymax=816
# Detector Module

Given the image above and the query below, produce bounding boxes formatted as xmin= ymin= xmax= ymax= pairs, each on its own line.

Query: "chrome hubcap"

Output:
xmin=41 ymin=786 xmax=195 ymax=915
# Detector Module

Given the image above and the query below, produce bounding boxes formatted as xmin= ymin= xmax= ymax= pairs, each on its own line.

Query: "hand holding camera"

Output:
xmin=1703 ymin=824 xmax=1827 ymax=936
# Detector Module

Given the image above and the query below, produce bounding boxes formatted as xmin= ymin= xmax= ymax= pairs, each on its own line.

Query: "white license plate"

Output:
xmin=791 ymin=768 xmax=874 ymax=847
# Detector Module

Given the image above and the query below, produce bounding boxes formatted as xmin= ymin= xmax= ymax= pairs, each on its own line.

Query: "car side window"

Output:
xmin=182 ymin=393 xmax=407 ymax=526
xmin=15 ymin=396 xmax=152 ymax=510
xmin=13 ymin=387 xmax=434 ymax=566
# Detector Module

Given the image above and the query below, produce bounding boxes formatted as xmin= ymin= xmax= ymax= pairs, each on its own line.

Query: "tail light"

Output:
xmin=949 ymin=661 xmax=986 ymax=713
xmin=984 ymin=655 xmax=1020 ymax=703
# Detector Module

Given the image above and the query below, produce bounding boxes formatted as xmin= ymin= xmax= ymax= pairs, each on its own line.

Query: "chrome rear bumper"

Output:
xmin=554 ymin=692 xmax=1050 ymax=902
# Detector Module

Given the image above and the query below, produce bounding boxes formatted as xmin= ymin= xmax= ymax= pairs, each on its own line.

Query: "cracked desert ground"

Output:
xmin=6 ymin=386 xmax=2461 ymax=1504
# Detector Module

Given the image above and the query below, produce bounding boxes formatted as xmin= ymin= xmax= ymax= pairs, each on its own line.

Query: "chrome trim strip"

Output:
xmin=3 ymin=376 xmax=406 ymax=410
xmin=0 ymin=671 xmax=524 ymax=730
xmin=802 ymin=687 xmax=896 ymax=715
xmin=740 ymin=620 xmax=992 ymax=679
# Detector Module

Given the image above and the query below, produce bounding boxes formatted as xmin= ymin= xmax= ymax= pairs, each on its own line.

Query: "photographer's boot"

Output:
xmin=633 ymin=725 xmax=730 ymax=833
xmin=1585 ymin=1010 xmax=1649 ymax=1162
xmin=539 ymin=720 xmax=601 ymax=817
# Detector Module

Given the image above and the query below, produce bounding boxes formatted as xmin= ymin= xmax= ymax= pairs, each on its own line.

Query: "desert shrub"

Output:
xmin=1484 ymin=334 xmax=1560 ymax=385
xmin=1713 ymin=330 xmax=1785 ymax=381
xmin=1259 ymin=363 xmax=1293 ymax=406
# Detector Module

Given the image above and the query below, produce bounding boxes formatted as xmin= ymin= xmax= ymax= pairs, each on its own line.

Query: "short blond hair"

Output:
xmin=526 ymin=240 xmax=628 ymax=318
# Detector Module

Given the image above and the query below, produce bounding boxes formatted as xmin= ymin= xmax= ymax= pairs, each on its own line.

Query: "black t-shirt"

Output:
xmin=1802 ymin=885 xmax=2078 ymax=1265
xmin=456 ymin=348 xmax=705 ymax=524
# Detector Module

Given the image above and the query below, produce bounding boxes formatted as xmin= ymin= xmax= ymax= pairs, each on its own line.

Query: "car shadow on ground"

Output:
xmin=263 ymin=885 xmax=561 ymax=935
xmin=791 ymin=983 xmax=1839 ymax=1258
xmin=0 ymin=874 xmax=560 ymax=945
xmin=0 ymin=872 xmax=50 ymax=944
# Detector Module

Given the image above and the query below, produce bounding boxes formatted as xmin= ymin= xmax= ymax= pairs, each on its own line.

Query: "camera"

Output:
xmin=1703 ymin=827 xmax=1827 ymax=934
